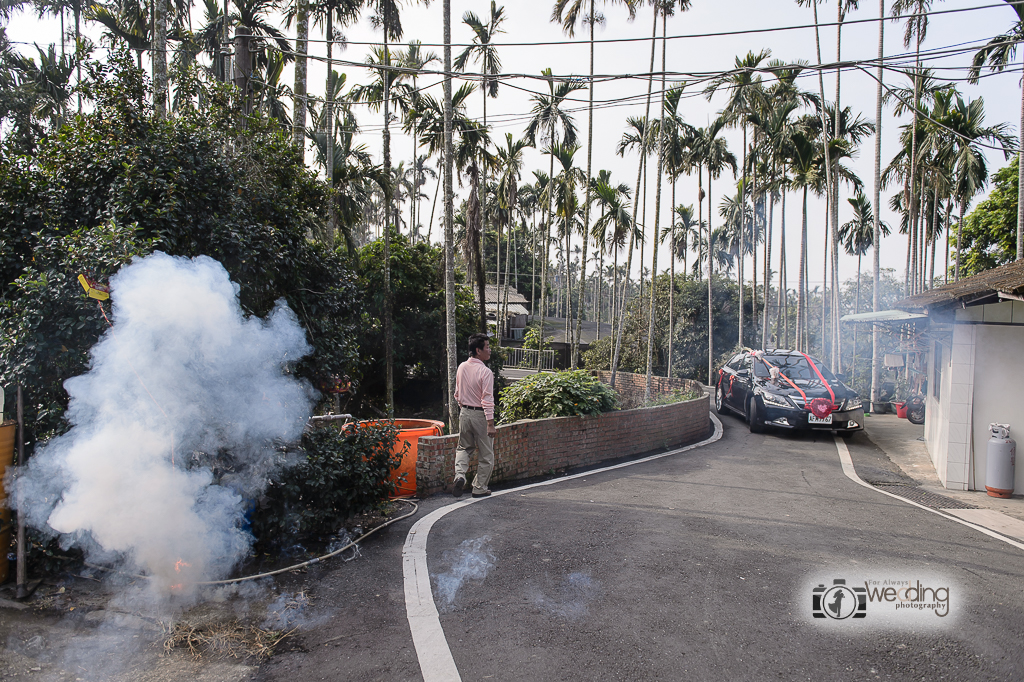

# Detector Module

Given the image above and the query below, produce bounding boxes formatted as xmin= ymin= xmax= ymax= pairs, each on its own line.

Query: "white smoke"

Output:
xmin=14 ymin=252 xmax=315 ymax=596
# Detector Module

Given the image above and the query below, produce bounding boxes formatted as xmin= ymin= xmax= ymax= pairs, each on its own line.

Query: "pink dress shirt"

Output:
xmin=454 ymin=357 xmax=495 ymax=421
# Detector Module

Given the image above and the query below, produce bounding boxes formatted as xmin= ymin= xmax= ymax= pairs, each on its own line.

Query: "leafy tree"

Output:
xmin=353 ymin=231 xmax=478 ymax=415
xmin=583 ymin=273 xmax=743 ymax=384
xmin=0 ymin=51 xmax=360 ymax=445
xmin=958 ymin=158 xmax=1020 ymax=276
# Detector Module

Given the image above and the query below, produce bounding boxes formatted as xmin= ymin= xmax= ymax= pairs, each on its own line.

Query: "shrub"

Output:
xmin=498 ymin=370 xmax=618 ymax=425
xmin=644 ymin=386 xmax=705 ymax=407
xmin=250 ymin=421 xmax=406 ymax=543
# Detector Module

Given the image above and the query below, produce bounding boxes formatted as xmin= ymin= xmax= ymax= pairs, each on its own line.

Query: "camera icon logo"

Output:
xmin=813 ymin=579 xmax=867 ymax=619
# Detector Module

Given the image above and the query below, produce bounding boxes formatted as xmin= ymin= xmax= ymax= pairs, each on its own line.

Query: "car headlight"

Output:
xmin=844 ymin=397 xmax=863 ymax=410
xmin=760 ymin=392 xmax=792 ymax=408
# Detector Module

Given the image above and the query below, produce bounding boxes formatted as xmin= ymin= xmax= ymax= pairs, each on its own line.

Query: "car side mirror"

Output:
xmin=736 ymin=368 xmax=749 ymax=377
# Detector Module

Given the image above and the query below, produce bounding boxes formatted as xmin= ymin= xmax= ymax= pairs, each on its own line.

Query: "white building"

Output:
xmin=897 ymin=260 xmax=1024 ymax=492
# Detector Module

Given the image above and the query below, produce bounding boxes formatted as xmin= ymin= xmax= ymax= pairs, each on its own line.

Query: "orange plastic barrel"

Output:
xmin=0 ymin=421 xmax=16 ymax=584
xmin=390 ymin=419 xmax=445 ymax=497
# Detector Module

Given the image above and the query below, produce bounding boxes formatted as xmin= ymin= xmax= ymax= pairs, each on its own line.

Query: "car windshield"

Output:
xmin=758 ymin=354 xmax=836 ymax=382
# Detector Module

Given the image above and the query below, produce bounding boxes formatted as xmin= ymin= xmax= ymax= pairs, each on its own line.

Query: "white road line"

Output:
xmin=402 ymin=414 xmax=724 ymax=682
xmin=833 ymin=435 xmax=1024 ymax=552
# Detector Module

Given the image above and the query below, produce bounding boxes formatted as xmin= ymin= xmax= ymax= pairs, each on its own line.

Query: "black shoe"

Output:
xmin=471 ymin=490 xmax=491 ymax=498
xmin=452 ymin=476 xmax=466 ymax=498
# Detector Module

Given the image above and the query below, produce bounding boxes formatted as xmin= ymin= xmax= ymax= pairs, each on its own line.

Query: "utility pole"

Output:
xmin=233 ymin=27 xmax=253 ymax=115
xmin=15 ymin=385 xmax=26 ymax=599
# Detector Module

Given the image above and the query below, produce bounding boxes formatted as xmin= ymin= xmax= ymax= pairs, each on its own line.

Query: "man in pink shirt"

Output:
xmin=452 ymin=333 xmax=496 ymax=498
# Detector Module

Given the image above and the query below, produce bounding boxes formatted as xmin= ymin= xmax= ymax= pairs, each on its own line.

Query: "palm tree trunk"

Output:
xmin=571 ymin=0 xmax=597 ymax=369
xmin=383 ymin=43 xmax=394 ymax=417
xmin=326 ymin=12 xmax=336 ymax=241
xmin=443 ymin=0 xmax=459 ymax=431
xmin=539 ymin=121 xmax=555 ymax=350
xmin=778 ymin=186 xmax=787 ymax=347
xmin=832 ymin=0 xmax=845 ymax=374
xmin=739 ymin=124 xmax=747 ymax=348
xmin=611 ymin=2 xmax=659 ymax=387
xmin=427 ymin=152 xmax=442 ymax=243
xmin=645 ymin=7 xmax=668 ymax=397
xmin=668 ymin=177 xmax=676 ymax=375
xmin=707 ymin=166 xmax=715 ymax=383
xmin=821 ymin=207 xmax=828 ymax=358
xmin=762 ymin=184 xmax=774 ymax=350
xmin=293 ymin=0 xmax=309 ymax=156
xmin=955 ymin=202 xmax=966 ymax=280
xmin=74 ymin=1 xmax=82 ymax=113
xmin=153 ymin=0 xmax=167 ymax=118
xmin=810 ymin=0 xmax=834 ymax=356
xmin=1018 ymin=52 xmax=1024 ymax=261
xmin=871 ymin=0 xmax=884 ymax=411
xmin=798 ymin=185 xmax=808 ymax=353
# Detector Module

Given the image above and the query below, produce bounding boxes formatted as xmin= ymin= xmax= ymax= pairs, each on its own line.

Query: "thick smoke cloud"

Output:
xmin=15 ymin=252 xmax=315 ymax=594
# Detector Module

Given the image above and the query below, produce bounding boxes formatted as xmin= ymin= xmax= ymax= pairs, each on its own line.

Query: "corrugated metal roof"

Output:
xmin=473 ymin=284 xmax=529 ymax=304
xmin=896 ymin=259 xmax=1024 ymax=312
xmin=485 ymin=302 xmax=529 ymax=316
xmin=841 ymin=309 xmax=929 ymax=323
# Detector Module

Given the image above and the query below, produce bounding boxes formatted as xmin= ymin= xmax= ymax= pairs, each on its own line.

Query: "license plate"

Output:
xmin=808 ymin=414 xmax=833 ymax=425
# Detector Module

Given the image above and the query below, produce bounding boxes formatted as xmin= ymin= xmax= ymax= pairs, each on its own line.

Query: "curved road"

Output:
xmin=258 ymin=404 xmax=1024 ymax=681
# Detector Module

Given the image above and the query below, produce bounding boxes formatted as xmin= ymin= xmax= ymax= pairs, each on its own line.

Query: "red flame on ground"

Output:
xmin=174 ymin=559 xmax=191 ymax=573
xmin=170 ymin=584 xmax=183 ymax=591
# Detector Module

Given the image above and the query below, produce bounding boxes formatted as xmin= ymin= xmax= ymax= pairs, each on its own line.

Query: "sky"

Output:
xmin=5 ymin=0 xmax=1023 ymax=291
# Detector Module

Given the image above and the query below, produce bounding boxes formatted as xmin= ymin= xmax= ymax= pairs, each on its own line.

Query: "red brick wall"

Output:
xmin=415 ymin=372 xmax=710 ymax=497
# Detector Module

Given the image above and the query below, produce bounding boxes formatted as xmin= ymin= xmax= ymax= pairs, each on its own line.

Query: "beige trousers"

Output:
xmin=454 ymin=408 xmax=495 ymax=493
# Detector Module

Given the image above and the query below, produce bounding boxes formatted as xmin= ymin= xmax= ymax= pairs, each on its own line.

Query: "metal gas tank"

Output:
xmin=986 ymin=423 xmax=1016 ymax=499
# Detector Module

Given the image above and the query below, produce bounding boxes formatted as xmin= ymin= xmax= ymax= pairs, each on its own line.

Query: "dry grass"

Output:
xmin=163 ymin=620 xmax=295 ymax=661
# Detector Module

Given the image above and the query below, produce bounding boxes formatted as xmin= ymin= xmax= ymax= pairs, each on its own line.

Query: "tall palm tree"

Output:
xmin=840 ymin=193 xmax=889 ymax=380
xmin=788 ymin=132 xmax=822 ymax=353
xmin=367 ymin=0 xmax=411 ymax=418
xmin=892 ymin=0 xmax=934 ymax=296
xmin=455 ymin=1 xmax=505 ymax=300
xmin=525 ymin=68 xmax=584 ymax=349
xmin=870 ymin=0 xmax=885 ymax=413
xmin=610 ymin=0 xmax=661 ymax=386
xmin=399 ymin=40 xmax=439 ymax=241
xmin=939 ymin=93 xmax=1016 ymax=279
xmin=496 ymin=133 xmax=532 ymax=328
xmin=969 ymin=1 xmax=1024 ymax=260
xmin=309 ymin=0 xmax=360 ymax=241
xmin=661 ymin=203 xmax=701 ymax=375
xmin=443 ymin=0 xmax=459 ymax=431
xmin=554 ymin=0 xmax=639 ymax=368
xmin=705 ymin=48 xmax=770 ymax=350
xmin=591 ymin=171 xmax=634 ymax=355
xmin=697 ymin=117 xmax=737 ymax=381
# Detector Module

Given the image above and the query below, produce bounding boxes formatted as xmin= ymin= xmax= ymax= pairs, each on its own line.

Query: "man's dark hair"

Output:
xmin=468 ymin=333 xmax=489 ymax=357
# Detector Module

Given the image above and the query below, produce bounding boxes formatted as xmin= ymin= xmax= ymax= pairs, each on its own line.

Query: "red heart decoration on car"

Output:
xmin=809 ymin=398 xmax=834 ymax=418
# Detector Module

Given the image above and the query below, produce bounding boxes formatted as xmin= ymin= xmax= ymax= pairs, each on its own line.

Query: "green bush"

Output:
xmin=498 ymin=370 xmax=618 ymax=425
xmin=644 ymin=387 xmax=704 ymax=407
xmin=250 ymin=421 xmax=406 ymax=543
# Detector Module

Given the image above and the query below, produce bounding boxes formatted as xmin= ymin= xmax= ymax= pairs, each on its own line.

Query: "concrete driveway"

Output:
xmin=258 ymin=405 xmax=1024 ymax=681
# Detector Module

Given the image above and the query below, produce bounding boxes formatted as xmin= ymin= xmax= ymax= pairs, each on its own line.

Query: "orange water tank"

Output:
xmin=389 ymin=420 xmax=445 ymax=497
xmin=0 ymin=420 xmax=16 ymax=584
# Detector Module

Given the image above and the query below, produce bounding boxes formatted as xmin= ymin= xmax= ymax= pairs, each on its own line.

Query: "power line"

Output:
xmin=271 ymin=1 xmax=1024 ymax=49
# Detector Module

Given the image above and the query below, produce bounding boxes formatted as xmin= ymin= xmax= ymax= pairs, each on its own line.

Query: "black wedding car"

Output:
xmin=715 ymin=349 xmax=865 ymax=434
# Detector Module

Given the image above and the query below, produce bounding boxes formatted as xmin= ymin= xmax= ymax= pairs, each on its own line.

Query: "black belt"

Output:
xmin=460 ymin=404 xmax=484 ymax=411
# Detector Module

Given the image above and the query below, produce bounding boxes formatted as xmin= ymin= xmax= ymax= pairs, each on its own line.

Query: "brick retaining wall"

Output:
xmin=415 ymin=372 xmax=710 ymax=497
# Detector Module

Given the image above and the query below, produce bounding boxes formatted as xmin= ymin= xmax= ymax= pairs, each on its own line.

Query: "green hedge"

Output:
xmin=250 ymin=421 xmax=406 ymax=543
xmin=499 ymin=370 xmax=618 ymax=425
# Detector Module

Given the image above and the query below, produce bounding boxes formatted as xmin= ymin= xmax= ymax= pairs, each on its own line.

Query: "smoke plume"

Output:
xmin=14 ymin=252 xmax=315 ymax=596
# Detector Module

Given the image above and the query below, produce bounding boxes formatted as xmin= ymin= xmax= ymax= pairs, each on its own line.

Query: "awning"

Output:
xmin=840 ymin=309 xmax=929 ymax=324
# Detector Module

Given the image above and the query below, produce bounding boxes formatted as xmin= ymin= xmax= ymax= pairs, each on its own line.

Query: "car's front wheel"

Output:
xmin=715 ymin=383 xmax=725 ymax=412
xmin=748 ymin=397 xmax=766 ymax=434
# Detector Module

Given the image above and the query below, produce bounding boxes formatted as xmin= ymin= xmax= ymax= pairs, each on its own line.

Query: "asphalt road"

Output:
xmin=259 ymin=405 xmax=1024 ymax=681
